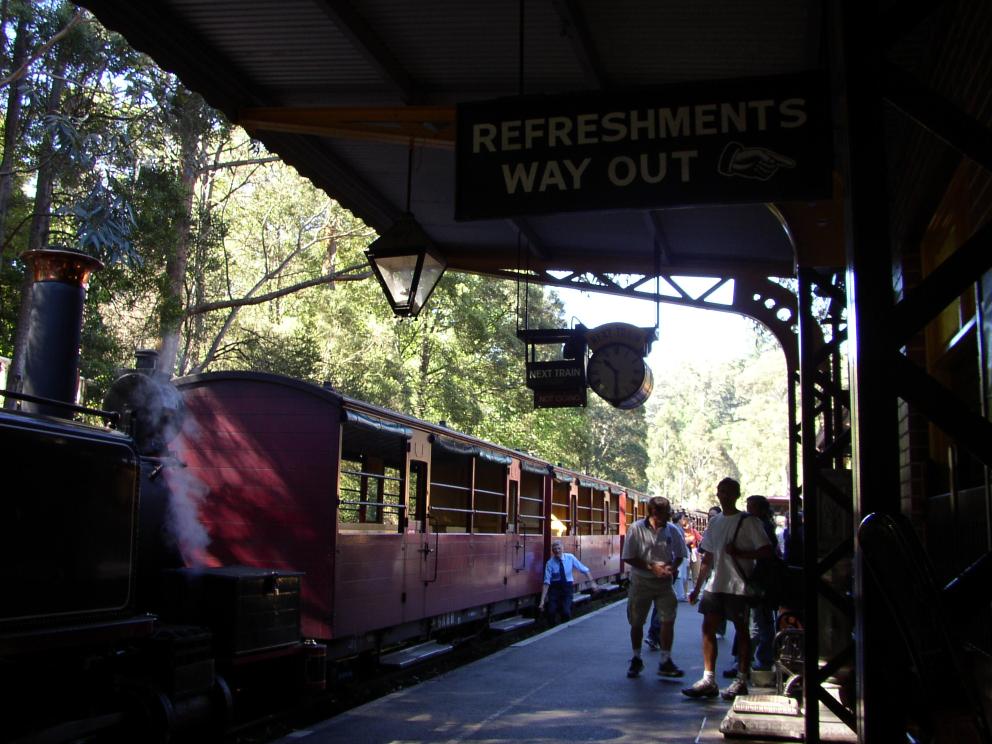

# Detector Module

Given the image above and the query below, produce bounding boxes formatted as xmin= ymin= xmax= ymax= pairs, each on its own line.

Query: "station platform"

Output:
xmin=275 ymin=599 xmax=796 ymax=743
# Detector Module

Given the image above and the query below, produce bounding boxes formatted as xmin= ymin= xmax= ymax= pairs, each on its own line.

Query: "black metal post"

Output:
xmin=835 ymin=0 xmax=903 ymax=739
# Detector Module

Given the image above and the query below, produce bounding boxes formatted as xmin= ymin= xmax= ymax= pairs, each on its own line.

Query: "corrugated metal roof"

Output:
xmin=75 ymin=0 xmax=982 ymax=280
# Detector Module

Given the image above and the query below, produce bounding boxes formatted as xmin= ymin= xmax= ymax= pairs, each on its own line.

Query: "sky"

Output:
xmin=554 ymin=278 xmax=760 ymax=375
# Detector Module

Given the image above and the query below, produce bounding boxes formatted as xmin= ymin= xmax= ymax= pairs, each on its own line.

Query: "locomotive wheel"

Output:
xmin=211 ymin=675 xmax=234 ymax=734
xmin=121 ymin=683 xmax=175 ymax=744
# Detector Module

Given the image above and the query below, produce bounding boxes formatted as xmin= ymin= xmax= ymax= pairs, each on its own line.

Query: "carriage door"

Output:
xmin=550 ymin=476 xmax=573 ymax=547
xmin=505 ymin=468 xmax=522 ymax=578
xmin=403 ymin=430 xmax=435 ymax=622
xmin=606 ymin=490 xmax=620 ymax=570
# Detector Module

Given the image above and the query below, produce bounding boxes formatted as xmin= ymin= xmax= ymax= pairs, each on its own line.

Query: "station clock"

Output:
xmin=585 ymin=343 xmax=654 ymax=409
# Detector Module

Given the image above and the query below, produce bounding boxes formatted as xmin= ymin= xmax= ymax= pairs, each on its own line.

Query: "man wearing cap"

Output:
xmin=621 ymin=495 xmax=687 ymax=679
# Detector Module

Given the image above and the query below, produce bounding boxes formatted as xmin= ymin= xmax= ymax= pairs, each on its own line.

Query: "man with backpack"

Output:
xmin=682 ymin=478 xmax=774 ymax=701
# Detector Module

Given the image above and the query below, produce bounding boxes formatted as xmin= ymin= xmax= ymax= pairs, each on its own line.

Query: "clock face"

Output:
xmin=586 ymin=343 xmax=652 ymax=407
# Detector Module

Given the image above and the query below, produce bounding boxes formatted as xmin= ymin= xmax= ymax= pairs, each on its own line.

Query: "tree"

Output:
xmin=645 ymin=336 xmax=789 ymax=511
xmin=0 ymin=4 xmax=654 ymax=495
xmin=2 ymin=2 xmax=142 ymax=402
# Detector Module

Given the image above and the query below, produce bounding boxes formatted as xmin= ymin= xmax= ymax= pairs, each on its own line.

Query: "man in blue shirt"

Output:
xmin=538 ymin=540 xmax=593 ymax=625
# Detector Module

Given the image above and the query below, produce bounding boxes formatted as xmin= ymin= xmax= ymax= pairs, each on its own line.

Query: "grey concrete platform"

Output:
xmin=275 ymin=599 xmax=771 ymax=743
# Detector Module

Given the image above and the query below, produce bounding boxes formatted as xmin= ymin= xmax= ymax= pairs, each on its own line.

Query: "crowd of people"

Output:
xmin=538 ymin=477 xmax=787 ymax=704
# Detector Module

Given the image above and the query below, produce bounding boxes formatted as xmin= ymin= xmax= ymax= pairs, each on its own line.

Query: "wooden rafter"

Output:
xmin=238 ymin=105 xmax=455 ymax=148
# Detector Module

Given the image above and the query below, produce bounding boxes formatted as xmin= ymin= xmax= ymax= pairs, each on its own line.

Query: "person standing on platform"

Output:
xmin=682 ymin=514 xmax=703 ymax=594
xmin=538 ymin=540 xmax=592 ymax=625
xmin=621 ymin=496 xmax=687 ymax=679
xmin=682 ymin=478 xmax=773 ymax=701
xmin=645 ymin=512 xmax=700 ymax=647
xmin=745 ymin=495 xmax=778 ymax=672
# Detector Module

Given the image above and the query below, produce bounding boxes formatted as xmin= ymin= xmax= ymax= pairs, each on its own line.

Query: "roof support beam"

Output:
xmin=551 ymin=0 xmax=608 ymax=89
xmin=239 ymin=105 xmax=455 ymax=147
xmin=881 ymin=0 xmax=951 ymax=48
xmin=313 ymin=0 xmax=418 ymax=104
xmin=883 ymin=62 xmax=992 ymax=174
xmin=509 ymin=218 xmax=551 ymax=260
xmin=645 ymin=211 xmax=673 ymax=266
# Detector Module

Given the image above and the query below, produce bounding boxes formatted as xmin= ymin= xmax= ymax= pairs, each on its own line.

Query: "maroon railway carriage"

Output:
xmin=173 ymin=371 xmax=632 ymax=659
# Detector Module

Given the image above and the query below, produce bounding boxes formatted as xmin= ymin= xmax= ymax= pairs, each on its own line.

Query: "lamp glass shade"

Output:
xmin=412 ymin=251 xmax=445 ymax=313
xmin=365 ymin=216 xmax=446 ymax=317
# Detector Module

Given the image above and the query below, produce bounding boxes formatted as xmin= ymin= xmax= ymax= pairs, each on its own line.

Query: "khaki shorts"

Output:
xmin=627 ymin=573 xmax=678 ymax=628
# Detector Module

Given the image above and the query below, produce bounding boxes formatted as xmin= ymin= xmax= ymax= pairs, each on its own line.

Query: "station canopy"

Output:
xmin=78 ymin=1 xmax=848 ymax=281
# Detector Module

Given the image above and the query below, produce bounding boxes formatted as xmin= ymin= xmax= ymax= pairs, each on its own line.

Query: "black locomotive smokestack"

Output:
xmin=134 ymin=349 xmax=159 ymax=374
xmin=20 ymin=249 xmax=103 ymax=416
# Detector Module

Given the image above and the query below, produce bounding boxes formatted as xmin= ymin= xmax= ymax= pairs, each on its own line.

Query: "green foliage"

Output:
xmin=645 ymin=343 xmax=789 ymax=512
xmin=0 ymin=3 xmax=678 ymax=496
xmin=214 ymin=323 xmax=323 ymax=380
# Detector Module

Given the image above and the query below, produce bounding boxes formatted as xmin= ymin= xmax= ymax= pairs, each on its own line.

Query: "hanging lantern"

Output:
xmin=365 ymin=214 xmax=446 ymax=318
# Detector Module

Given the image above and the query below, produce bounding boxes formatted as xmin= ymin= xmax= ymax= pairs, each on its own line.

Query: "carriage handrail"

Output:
xmin=340 ymin=468 xmax=403 ymax=482
xmin=431 ymin=480 xmax=471 ymax=493
xmin=338 ymin=499 xmax=406 ymax=509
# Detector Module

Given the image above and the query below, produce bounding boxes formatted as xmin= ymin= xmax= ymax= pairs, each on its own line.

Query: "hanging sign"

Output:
xmin=526 ymin=359 xmax=587 ymax=408
xmin=533 ymin=388 xmax=588 ymax=408
xmin=455 ymin=72 xmax=831 ymax=221
xmin=526 ymin=360 xmax=585 ymax=391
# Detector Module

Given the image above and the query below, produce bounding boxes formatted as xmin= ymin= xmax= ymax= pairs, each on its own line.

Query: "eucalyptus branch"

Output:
xmin=196 ymin=155 xmax=281 ymax=173
xmin=186 ymin=263 xmax=371 ymax=316
xmin=0 ymin=9 xmax=86 ymax=90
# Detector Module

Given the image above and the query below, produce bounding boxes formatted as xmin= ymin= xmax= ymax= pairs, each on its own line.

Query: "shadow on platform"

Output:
xmin=276 ymin=599 xmax=761 ymax=743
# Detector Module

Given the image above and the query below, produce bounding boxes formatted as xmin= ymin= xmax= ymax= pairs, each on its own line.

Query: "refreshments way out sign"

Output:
xmin=455 ymin=72 xmax=832 ymax=221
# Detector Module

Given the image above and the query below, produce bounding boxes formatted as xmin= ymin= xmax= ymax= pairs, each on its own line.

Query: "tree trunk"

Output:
xmin=0 ymin=13 xmax=29 ymax=248
xmin=27 ymin=57 xmax=68 ymax=252
xmin=157 ymin=103 xmax=201 ymax=377
xmin=4 ymin=51 xmax=68 ymax=407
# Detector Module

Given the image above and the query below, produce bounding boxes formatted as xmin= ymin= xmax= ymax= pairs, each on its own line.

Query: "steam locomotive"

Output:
xmin=0 ymin=251 xmax=643 ymax=742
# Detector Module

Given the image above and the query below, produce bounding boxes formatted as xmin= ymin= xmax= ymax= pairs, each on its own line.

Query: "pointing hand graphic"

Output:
xmin=718 ymin=142 xmax=796 ymax=181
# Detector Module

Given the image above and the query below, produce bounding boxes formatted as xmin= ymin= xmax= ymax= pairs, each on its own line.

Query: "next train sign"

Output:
xmin=455 ymin=72 xmax=832 ymax=220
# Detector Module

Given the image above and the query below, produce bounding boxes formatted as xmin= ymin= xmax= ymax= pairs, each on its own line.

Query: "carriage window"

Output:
xmin=474 ymin=459 xmax=507 ymax=534
xmin=590 ymin=490 xmax=605 ymax=535
xmin=607 ymin=493 xmax=620 ymax=534
xmin=519 ymin=470 xmax=545 ymax=535
xmin=338 ymin=416 xmax=408 ymax=533
xmin=576 ymin=486 xmax=593 ymax=536
xmin=625 ymin=495 xmax=636 ymax=529
xmin=507 ymin=481 xmax=518 ymax=530
xmin=430 ymin=449 xmax=472 ymax=533
xmin=339 ymin=456 xmax=404 ymax=531
xmin=551 ymin=481 xmax=571 ymax=536
xmin=409 ymin=461 xmax=427 ymax=531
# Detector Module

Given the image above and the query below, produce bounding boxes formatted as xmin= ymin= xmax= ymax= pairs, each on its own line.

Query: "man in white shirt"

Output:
xmin=682 ymin=478 xmax=773 ymax=701
xmin=621 ymin=496 xmax=687 ymax=679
